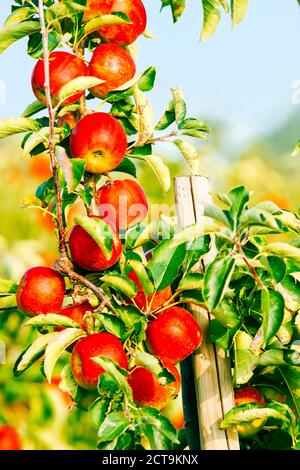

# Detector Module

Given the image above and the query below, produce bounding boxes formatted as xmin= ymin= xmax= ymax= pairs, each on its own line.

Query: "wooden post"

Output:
xmin=174 ymin=175 xmax=240 ymax=451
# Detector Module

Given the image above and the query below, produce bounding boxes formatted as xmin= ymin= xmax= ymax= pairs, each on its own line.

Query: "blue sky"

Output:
xmin=0 ymin=0 xmax=300 ymax=144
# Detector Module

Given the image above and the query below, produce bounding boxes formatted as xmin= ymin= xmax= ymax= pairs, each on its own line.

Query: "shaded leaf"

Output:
xmin=203 ymin=258 xmax=235 ymax=310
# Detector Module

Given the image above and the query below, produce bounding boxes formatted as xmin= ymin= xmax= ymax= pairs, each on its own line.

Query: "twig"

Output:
xmin=38 ymin=0 xmax=66 ymax=256
xmin=236 ymin=241 xmax=265 ymax=289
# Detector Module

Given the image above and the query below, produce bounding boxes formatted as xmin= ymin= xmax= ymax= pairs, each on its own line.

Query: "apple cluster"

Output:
xmin=15 ymin=0 xmax=203 ymax=413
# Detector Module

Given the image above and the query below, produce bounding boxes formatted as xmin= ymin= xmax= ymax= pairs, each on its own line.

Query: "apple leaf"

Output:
xmin=14 ymin=332 xmax=57 ymax=377
xmin=234 ymin=331 xmax=259 ymax=385
xmin=231 ymin=0 xmax=249 ymax=28
xmin=24 ymin=314 xmax=80 ymax=329
xmin=209 ymin=319 xmax=239 ymax=351
xmin=179 ymin=289 xmax=204 ymax=305
xmin=112 ymin=157 xmax=137 ymax=177
xmin=148 ymin=238 xmax=186 ymax=290
xmin=100 ymin=274 xmax=138 ymax=298
xmin=0 ymin=117 xmax=39 ymax=139
xmin=44 ymin=328 xmax=86 ymax=383
xmin=261 ymin=256 xmax=286 ymax=283
xmin=201 ymin=0 xmax=221 ymax=41
xmin=89 ymin=397 xmax=110 ymax=429
xmin=133 ymin=87 xmax=154 ymax=147
xmin=93 ymin=313 xmax=126 ymax=339
xmin=136 ymin=408 xmax=179 ymax=449
xmin=4 ymin=7 xmax=35 ymax=28
xmin=92 ymin=356 xmax=133 ymax=401
xmin=83 ymin=13 xmax=131 ymax=37
xmin=177 ymin=273 xmax=203 ymax=292
xmin=261 ymin=289 xmax=284 ymax=347
xmin=155 ymin=99 xmax=175 ymax=131
xmin=98 ymin=412 xmax=130 ymax=444
xmin=0 ymin=279 xmax=18 ymax=295
xmin=22 ymin=100 xmax=46 ymax=118
xmin=0 ymin=20 xmax=40 ymax=55
xmin=228 ymin=185 xmax=249 ymax=222
xmin=126 ymin=256 xmax=154 ymax=296
xmin=238 ymin=208 xmax=281 ymax=232
xmin=212 ymin=299 xmax=241 ymax=328
xmin=204 ymin=204 xmax=232 ymax=227
xmin=141 ymin=154 xmax=171 ymax=194
xmin=171 ymin=88 xmax=186 ymax=124
xmin=173 ymin=139 xmax=201 ymax=175
xmin=57 ymin=76 xmax=104 ymax=107
xmin=203 ymin=257 xmax=235 ymax=310
xmin=258 ymin=349 xmax=285 ymax=367
xmin=138 ymin=66 xmax=156 ymax=92
xmin=133 ymin=352 xmax=176 ymax=384
xmin=45 ymin=1 xmax=86 ymax=23
xmin=220 ymin=403 xmax=290 ymax=429
xmin=278 ymin=366 xmax=300 ymax=418
xmin=262 ymin=243 xmax=300 ymax=262
xmin=74 ymin=215 xmax=113 ymax=260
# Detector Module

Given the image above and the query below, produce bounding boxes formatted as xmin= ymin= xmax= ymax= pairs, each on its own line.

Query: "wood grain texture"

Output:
xmin=174 ymin=175 xmax=239 ymax=450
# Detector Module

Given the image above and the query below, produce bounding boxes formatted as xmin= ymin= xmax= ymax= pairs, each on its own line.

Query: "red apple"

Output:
xmin=127 ymin=271 xmax=172 ymax=313
xmin=128 ymin=358 xmax=180 ymax=410
xmin=57 ymin=111 xmax=77 ymax=129
xmin=89 ymin=44 xmax=136 ymax=98
xmin=84 ymin=0 xmax=147 ymax=45
xmin=71 ymin=332 xmax=128 ymax=390
xmin=56 ymin=300 xmax=94 ymax=331
xmin=31 ymin=51 xmax=89 ymax=106
xmin=97 ymin=179 xmax=148 ymax=229
xmin=16 ymin=266 xmax=65 ymax=316
xmin=146 ymin=306 xmax=202 ymax=363
xmin=68 ymin=216 xmax=122 ymax=271
xmin=0 ymin=425 xmax=22 ymax=450
xmin=234 ymin=386 xmax=266 ymax=438
xmin=69 ymin=112 xmax=127 ymax=174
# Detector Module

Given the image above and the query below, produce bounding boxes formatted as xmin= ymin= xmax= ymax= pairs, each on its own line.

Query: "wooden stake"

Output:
xmin=174 ymin=175 xmax=239 ymax=450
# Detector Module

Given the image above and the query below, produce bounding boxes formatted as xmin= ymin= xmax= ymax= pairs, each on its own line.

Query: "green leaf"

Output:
xmin=74 ymin=215 xmax=113 ymax=260
xmin=213 ymin=299 xmax=241 ymax=328
xmin=148 ymin=238 xmax=185 ymax=290
xmin=177 ymin=273 xmax=203 ymax=291
xmin=126 ymin=258 xmax=154 ymax=296
xmin=231 ymin=0 xmax=249 ymax=27
xmin=59 ymin=364 xmax=79 ymax=401
xmin=112 ymin=157 xmax=136 ymax=177
xmin=209 ymin=319 xmax=239 ymax=351
xmin=100 ymin=274 xmax=138 ymax=298
xmin=171 ymin=88 xmax=186 ymax=123
xmin=45 ymin=1 xmax=86 ymax=23
xmin=239 ymin=208 xmax=280 ymax=232
xmin=27 ymin=30 xmax=61 ymax=59
xmin=169 ymin=0 xmax=186 ymax=22
xmin=234 ymin=331 xmax=258 ymax=385
xmin=204 ymin=204 xmax=231 ymax=227
xmin=22 ymin=100 xmax=46 ymax=118
xmin=263 ymin=243 xmax=300 ymax=262
xmin=84 ymin=13 xmax=131 ymax=37
xmin=201 ymin=0 xmax=221 ymax=41
xmin=261 ymin=256 xmax=286 ymax=283
xmin=57 ymin=76 xmax=104 ymax=107
xmin=117 ymin=305 xmax=144 ymax=328
xmin=89 ymin=398 xmax=110 ymax=429
xmin=134 ymin=352 xmax=176 ymax=384
xmin=173 ymin=139 xmax=201 ymax=175
xmin=220 ymin=402 xmax=289 ymax=429
xmin=261 ymin=289 xmax=284 ymax=347
xmin=155 ymin=100 xmax=175 ymax=131
xmin=278 ymin=366 xmax=300 ymax=417
xmin=258 ymin=349 xmax=285 ymax=366
xmin=179 ymin=289 xmax=204 ymax=305
xmin=136 ymin=408 xmax=179 ymax=450
xmin=98 ymin=411 xmax=130 ymax=444
xmin=280 ymin=275 xmax=300 ymax=310
xmin=24 ymin=314 xmax=80 ymax=329
xmin=14 ymin=332 xmax=57 ymax=377
xmin=133 ymin=87 xmax=154 ymax=147
xmin=178 ymin=118 xmax=210 ymax=133
xmin=139 ymin=154 xmax=171 ymax=194
xmin=203 ymin=258 xmax=235 ymax=310
xmin=0 ymin=117 xmax=39 ymax=139
xmin=138 ymin=66 xmax=156 ymax=92
xmin=183 ymin=234 xmax=211 ymax=270
xmin=228 ymin=185 xmax=249 ymax=223
xmin=94 ymin=313 xmax=125 ymax=338
xmin=44 ymin=328 xmax=86 ymax=383
xmin=0 ymin=279 xmax=18 ymax=295
xmin=0 ymin=20 xmax=40 ymax=55
xmin=92 ymin=356 xmax=133 ymax=400
xmin=4 ymin=7 xmax=35 ymax=28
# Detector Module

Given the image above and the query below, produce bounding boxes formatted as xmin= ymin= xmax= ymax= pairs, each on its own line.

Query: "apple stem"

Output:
xmin=38 ymin=1 xmax=119 ymax=317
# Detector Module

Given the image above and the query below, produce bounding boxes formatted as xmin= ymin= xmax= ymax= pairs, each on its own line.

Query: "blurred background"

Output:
xmin=0 ymin=0 xmax=300 ymax=449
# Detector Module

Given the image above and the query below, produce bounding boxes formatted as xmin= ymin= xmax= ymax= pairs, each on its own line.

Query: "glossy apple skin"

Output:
xmin=69 ymin=113 xmax=127 ymax=174
xmin=0 ymin=425 xmax=22 ymax=450
xmin=16 ymin=267 xmax=65 ymax=316
xmin=31 ymin=51 xmax=89 ymax=106
xmin=68 ymin=216 xmax=122 ymax=271
xmin=89 ymin=44 xmax=136 ymax=98
xmin=161 ymin=389 xmax=184 ymax=430
xmin=127 ymin=271 xmax=172 ymax=313
xmin=71 ymin=332 xmax=128 ymax=390
xmin=128 ymin=359 xmax=180 ymax=410
xmin=235 ymin=386 xmax=266 ymax=438
xmin=84 ymin=0 xmax=147 ymax=45
xmin=97 ymin=179 xmax=148 ymax=229
xmin=146 ymin=307 xmax=202 ymax=363
xmin=56 ymin=300 xmax=94 ymax=332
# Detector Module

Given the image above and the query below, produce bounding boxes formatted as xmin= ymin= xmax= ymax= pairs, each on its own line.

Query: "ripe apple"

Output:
xmin=146 ymin=306 xmax=202 ymax=363
xmin=31 ymin=51 xmax=89 ymax=106
xmin=161 ymin=388 xmax=184 ymax=430
xmin=127 ymin=271 xmax=172 ymax=313
xmin=128 ymin=358 xmax=181 ymax=410
xmin=0 ymin=425 xmax=22 ymax=450
xmin=71 ymin=332 xmax=128 ymax=390
xmin=28 ymin=153 xmax=52 ymax=181
xmin=57 ymin=111 xmax=77 ymax=129
xmin=97 ymin=179 xmax=148 ymax=229
xmin=235 ymin=386 xmax=266 ymax=438
xmin=89 ymin=44 xmax=136 ymax=99
xmin=84 ymin=0 xmax=147 ymax=45
xmin=68 ymin=216 xmax=122 ymax=271
xmin=56 ymin=300 xmax=94 ymax=331
xmin=16 ymin=266 xmax=65 ymax=316
xmin=69 ymin=113 xmax=127 ymax=174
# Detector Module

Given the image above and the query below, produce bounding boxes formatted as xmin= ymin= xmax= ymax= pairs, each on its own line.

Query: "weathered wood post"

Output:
xmin=174 ymin=175 xmax=239 ymax=450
